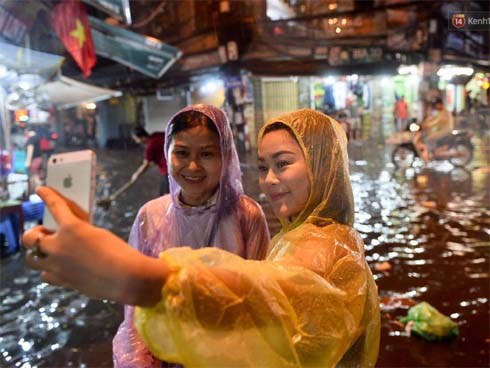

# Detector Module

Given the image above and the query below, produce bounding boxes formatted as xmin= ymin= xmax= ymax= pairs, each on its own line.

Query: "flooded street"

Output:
xmin=349 ymin=140 xmax=489 ymax=367
xmin=1 ymin=136 xmax=489 ymax=367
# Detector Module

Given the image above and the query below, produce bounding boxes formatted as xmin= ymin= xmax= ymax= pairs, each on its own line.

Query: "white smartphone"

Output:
xmin=43 ymin=150 xmax=96 ymax=231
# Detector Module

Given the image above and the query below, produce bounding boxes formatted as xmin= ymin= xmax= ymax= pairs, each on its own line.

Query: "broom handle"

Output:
xmin=110 ymin=181 xmax=133 ymax=200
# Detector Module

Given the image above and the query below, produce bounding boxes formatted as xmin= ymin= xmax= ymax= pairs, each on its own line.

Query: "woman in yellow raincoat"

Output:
xmin=23 ymin=109 xmax=380 ymax=367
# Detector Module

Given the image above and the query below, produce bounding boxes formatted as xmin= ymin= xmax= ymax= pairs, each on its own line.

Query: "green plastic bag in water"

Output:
xmin=400 ymin=302 xmax=459 ymax=341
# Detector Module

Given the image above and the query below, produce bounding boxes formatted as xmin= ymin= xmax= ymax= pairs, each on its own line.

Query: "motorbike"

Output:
xmin=389 ymin=120 xmax=474 ymax=169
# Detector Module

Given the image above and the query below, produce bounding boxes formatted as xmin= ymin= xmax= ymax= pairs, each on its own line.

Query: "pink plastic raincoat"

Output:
xmin=113 ymin=104 xmax=270 ymax=367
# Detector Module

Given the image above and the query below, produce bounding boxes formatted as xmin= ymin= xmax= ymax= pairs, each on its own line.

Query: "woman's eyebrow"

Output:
xmin=173 ymin=143 xmax=218 ymax=148
xmin=258 ymin=150 xmax=295 ymax=161
xmin=258 ymin=150 xmax=295 ymax=162
xmin=200 ymin=144 xmax=219 ymax=150
xmin=271 ymin=150 xmax=295 ymax=159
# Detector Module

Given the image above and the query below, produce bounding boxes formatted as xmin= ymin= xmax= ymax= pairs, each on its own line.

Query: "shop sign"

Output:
xmin=14 ymin=109 xmax=28 ymax=122
xmin=88 ymin=16 xmax=182 ymax=79
xmin=387 ymin=26 xmax=427 ymax=51
xmin=351 ymin=47 xmax=383 ymax=63
xmin=83 ymin=0 xmax=132 ymax=24
xmin=328 ymin=47 xmax=350 ymax=66
xmin=329 ymin=46 xmax=383 ymax=66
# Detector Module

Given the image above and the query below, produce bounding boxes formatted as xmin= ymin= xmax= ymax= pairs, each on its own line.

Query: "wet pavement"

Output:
xmin=1 ymin=134 xmax=489 ymax=367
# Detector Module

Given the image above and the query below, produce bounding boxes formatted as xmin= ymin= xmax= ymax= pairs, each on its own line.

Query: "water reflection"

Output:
xmin=2 ymin=264 xmax=82 ymax=365
xmin=350 ymin=143 xmax=489 ymax=367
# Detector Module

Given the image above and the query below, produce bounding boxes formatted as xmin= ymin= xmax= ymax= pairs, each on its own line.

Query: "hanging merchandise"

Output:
xmin=0 ymin=150 xmax=12 ymax=178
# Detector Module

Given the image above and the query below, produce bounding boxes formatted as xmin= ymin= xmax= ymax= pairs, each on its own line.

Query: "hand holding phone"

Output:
xmin=43 ymin=150 xmax=96 ymax=231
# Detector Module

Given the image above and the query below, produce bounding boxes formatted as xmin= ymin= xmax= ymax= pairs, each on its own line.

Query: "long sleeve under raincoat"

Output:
xmin=113 ymin=104 xmax=270 ymax=367
xmin=133 ymin=109 xmax=380 ymax=367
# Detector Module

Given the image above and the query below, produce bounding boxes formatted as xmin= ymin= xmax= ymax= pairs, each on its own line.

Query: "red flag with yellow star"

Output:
xmin=51 ymin=0 xmax=96 ymax=77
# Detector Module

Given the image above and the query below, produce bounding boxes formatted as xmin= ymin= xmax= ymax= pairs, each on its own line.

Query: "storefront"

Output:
xmin=437 ymin=65 xmax=475 ymax=114
xmin=310 ymin=68 xmax=422 ymax=141
xmin=464 ymin=72 xmax=489 ymax=109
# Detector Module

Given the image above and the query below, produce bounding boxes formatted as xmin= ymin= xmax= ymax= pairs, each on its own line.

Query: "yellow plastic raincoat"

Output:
xmin=134 ymin=109 xmax=380 ymax=367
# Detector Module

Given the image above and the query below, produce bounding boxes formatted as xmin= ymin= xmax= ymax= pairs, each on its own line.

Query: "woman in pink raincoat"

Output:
xmin=113 ymin=104 xmax=270 ymax=367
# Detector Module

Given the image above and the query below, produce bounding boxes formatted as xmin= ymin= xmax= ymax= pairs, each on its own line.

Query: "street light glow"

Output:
xmin=437 ymin=65 xmax=474 ymax=80
xmin=381 ymin=77 xmax=391 ymax=87
xmin=398 ymin=65 xmax=418 ymax=75
xmin=200 ymin=79 xmax=220 ymax=94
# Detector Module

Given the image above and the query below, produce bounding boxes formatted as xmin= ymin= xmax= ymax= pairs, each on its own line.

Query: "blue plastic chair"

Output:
xmin=0 ymin=214 xmax=20 ymax=257
xmin=22 ymin=201 xmax=45 ymax=223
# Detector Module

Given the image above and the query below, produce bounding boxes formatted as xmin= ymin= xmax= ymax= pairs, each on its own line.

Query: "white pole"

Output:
xmin=0 ymin=86 xmax=10 ymax=151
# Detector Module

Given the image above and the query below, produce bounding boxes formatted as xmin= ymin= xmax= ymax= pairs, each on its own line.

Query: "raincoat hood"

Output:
xmin=165 ymin=104 xmax=243 ymax=216
xmin=258 ymin=109 xmax=354 ymax=231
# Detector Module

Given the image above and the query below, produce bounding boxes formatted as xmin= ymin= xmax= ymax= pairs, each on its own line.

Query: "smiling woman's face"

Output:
xmin=168 ymin=125 xmax=222 ymax=206
xmin=258 ymin=128 xmax=310 ymax=221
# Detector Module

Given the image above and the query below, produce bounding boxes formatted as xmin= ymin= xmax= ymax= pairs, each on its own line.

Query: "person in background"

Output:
xmin=336 ymin=110 xmax=350 ymax=139
xmin=85 ymin=115 xmax=97 ymax=148
xmin=348 ymin=97 xmax=363 ymax=141
xmin=113 ymin=104 xmax=270 ymax=367
xmin=61 ymin=116 xmax=74 ymax=147
xmin=23 ymin=109 xmax=380 ymax=367
xmin=417 ymin=97 xmax=454 ymax=162
xmin=112 ymin=126 xmax=169 ymax=198
xmin=394 ymin=95 xmax=409 ymax=132
xmin=24 ymin=127 xmax=44 ymax=194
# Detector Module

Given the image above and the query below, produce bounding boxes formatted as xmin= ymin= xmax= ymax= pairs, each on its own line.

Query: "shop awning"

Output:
xmin=0 ymin=41 xmax=63 ymax=77
xmin=38 ymin=76 xmax=122 ymax=109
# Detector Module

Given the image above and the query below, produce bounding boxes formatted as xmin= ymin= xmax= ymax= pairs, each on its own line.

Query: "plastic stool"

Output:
xmin=22 ymin=201 xmax=45 ymax=223
xmin=0 ymin=215 xmax=20 ymax=257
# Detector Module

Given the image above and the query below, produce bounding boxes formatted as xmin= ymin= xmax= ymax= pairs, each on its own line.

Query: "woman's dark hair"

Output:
xmin=262 ymin=122 xmax=296 ymax=141
xmin=431 ymin=97 xmax=443 ymax=106
xmin=132 ymin=126 xmax=149 ymax=138
xmin=167 ymin=110 xmax=218 ymax=142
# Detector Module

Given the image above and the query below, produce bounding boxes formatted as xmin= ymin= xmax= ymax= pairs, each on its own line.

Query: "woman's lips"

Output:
xmin=182 ymin=175 xmax=205 ymax=183
xmin=269 ymin=192 xmax=287 ymax=201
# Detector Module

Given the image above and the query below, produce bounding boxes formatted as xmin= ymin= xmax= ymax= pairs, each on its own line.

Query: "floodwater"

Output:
xmin=1 ymin=135 xmax=489 ymax=367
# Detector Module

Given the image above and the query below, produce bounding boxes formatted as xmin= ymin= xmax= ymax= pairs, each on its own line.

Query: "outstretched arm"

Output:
xmin=23 ymin=188 xmax=379 ymax=367
xmin=133 ymin=224 xmax=377 ymax=367
xmin=23 ymin=186 xmax=169 ymax=307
